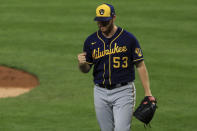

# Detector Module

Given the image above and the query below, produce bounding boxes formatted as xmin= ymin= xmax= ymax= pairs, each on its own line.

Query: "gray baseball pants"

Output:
xmin=94 ymin=82 xmax=136 ymax=131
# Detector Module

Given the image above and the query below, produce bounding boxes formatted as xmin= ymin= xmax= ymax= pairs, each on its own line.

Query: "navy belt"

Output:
xmin=97 ymin=82 xmax=128 ymax=90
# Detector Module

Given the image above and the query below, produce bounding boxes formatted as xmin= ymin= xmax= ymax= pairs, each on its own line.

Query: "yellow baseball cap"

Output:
xmin=94 ymin=3 xmax=115 ymax=21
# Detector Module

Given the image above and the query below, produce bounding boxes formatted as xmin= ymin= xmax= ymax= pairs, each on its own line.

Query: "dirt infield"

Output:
xmin=0 ymin=66 xmax=39 ymax=98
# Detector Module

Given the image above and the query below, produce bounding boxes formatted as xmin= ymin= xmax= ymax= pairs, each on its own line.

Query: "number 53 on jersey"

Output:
xmin=113 ymin=57 xmax=128 ymax=68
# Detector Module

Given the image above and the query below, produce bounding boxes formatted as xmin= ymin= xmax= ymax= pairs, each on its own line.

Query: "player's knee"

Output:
xmin=100 ymin=126 xmax=114 ymax=131
xmin=115 ymin=124 xmax=130 ymax=131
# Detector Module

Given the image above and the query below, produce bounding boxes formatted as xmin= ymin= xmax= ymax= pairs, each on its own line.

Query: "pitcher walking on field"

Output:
xmin=78 ymin=3 xmax=155 ymax=131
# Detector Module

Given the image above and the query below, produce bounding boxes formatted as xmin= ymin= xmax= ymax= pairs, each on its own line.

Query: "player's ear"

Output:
xmin=112 ymin=15 xmax=116 ymax=22
xmin=113 ymin=15 xmax=116 ymax=20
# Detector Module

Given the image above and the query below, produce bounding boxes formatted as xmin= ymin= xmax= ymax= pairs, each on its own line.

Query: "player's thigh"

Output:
xmin=94 ymin=86 xmax=114 ymax=131
xmin=113 ymin=85 xmax=136 ymax=131
xmin=95 ymin=105 xmax=114 ymax=131
xmin=113 ymin=102 xmax=133 ymax=131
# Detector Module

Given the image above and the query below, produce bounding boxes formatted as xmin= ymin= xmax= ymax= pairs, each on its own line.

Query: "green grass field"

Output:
xmin=0 ymin=0 xmax=196 ymax=130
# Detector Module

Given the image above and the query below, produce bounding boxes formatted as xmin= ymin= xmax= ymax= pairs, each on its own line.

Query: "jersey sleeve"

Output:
xmin=131 ymin=37 xmax=144 ymax=63
xmin=83 ymin=38 xmax=94 ymax=66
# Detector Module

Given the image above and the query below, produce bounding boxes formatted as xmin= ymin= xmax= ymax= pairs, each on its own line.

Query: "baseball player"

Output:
xmin=78 ymin=3 xmax=155 ymax=131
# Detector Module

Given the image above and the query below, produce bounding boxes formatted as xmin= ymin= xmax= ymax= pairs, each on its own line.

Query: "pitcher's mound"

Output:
xmin=0 ymin=66 xmax=39 ymax=98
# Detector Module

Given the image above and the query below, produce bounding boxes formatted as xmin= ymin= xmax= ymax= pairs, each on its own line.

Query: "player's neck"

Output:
xmin=102 ymin=25 xmax=118 ymax=38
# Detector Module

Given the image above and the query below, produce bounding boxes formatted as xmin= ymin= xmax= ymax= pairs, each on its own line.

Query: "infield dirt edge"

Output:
xmin=0 ymin=66 xmax=39 ymax=98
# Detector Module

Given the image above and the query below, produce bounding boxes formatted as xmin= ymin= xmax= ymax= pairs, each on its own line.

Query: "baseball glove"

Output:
xmin=133 ymin=96 xmax=157 ymax=125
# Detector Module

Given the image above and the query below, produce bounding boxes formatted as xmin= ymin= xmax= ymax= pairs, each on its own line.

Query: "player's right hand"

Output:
xmin=77 ymin=52 xmax=87 ymax=65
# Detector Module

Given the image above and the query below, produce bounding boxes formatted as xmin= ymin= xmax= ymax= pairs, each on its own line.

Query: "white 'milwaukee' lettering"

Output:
xmin=92 ymin=43 xmax=127 ymax=59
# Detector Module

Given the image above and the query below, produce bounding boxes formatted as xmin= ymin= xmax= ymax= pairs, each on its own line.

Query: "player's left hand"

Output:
xmin=133 ymin=96 xmax=157 ymax=125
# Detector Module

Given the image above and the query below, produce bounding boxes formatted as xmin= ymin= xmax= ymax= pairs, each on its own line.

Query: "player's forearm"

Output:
xmin=136 ymin=61 xmax=152 ymax=96
xmin=78 ymin=63 xmax=91 ymax=73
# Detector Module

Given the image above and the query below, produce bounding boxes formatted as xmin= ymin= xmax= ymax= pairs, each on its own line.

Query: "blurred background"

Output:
xmin=0 ymin=0 xmax=196 ymax=130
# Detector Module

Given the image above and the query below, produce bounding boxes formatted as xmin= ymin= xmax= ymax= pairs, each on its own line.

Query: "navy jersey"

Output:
xmin=83 ymin=27 xmax=144 ymax=85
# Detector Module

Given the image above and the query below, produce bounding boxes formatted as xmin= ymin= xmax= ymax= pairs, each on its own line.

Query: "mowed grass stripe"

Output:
xmin=0 ymin=0 xmax=196 ymax=130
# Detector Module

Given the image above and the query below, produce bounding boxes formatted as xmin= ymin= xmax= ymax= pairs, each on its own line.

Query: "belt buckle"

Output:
xmin=103 ymin=84 xmax=111 ymax=90
xmin=97 ymin=82 xmax=129 ymax=90
xmin=106 ymin=85 xmax=111 ymax=90
xmin=101 ymin=84 xmax=108 ymax=89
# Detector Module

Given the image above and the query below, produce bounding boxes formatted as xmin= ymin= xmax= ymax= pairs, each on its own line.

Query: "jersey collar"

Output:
xmin=98 ymin=27 xmax=122 ymax=42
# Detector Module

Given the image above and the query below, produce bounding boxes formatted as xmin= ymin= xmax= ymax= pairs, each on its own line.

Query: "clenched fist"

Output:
xmin=77 ymin=52 xmax=91 ymax=73
xmin=78 ymin=52 xmax=87 ymax=65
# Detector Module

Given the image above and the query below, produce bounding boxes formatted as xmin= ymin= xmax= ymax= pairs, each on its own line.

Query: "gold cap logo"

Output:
xmin=99 ymin=9 xmax=105 ymax=15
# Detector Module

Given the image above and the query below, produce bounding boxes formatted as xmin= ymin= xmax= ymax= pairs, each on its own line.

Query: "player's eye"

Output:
xmin=98 ymin=21 xmax=110 ymax=26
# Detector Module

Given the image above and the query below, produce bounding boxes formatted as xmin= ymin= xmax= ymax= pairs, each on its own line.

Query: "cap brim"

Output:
xmin=94 ymin=17 xmax=112 ymax=21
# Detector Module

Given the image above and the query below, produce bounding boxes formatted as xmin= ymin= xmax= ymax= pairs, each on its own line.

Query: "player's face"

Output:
xmin=97 ymin=19 xmax=113 ymax=33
